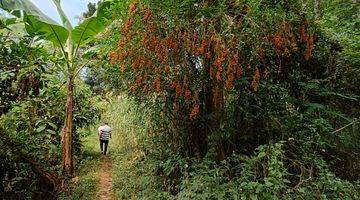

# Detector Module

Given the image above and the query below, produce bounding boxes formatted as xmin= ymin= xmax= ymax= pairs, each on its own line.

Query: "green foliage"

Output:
xmin=0 ymin=33 xmax=101 ymax=198
xmin=319 ymin=0 xmax=360 ymax=65
xmin=72 ymin=1 xmax=114 ymax=47
xmin=1 ymin=0 xmax=119 ymax=179
xmin=0 ymin=34 xmax=44 ymax=114
xmin=175 ymin=142 xmax=360 ymax=200
xmin=0 ymin=0 xmax=358 ymax=199
xmin=97 ymin=0 xmax=360 ymax=199
xmin=82 ymin=2 xmax=97 ymax=19
xmin=0 ymin=17 xmax=16 ymax=30
xmin=102 ymin=96 xmax=359 ymax=199
xmin=0 ymin=0 xmax=116 ymax=49
xmin=0 ymin=0 xmax=69 ymax=46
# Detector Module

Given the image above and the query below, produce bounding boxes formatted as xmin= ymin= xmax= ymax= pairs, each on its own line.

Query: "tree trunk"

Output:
xmin=61 ymin=76 xmax=74 ymax=177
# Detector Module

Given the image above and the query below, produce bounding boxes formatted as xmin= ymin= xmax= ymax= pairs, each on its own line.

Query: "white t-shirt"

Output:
xmin=98 ymin=125 xmax=112 ymax=140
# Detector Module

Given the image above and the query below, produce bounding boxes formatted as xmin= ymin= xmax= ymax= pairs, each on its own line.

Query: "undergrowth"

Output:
xmin=63 ymin=94 xmax=360 ymax=199
xmin=108 ymin=95 xmax=360 ymax=199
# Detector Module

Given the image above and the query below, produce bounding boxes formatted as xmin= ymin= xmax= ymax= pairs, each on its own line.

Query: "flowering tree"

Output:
xmin=109 ymin=0 xmax=316 ymax=158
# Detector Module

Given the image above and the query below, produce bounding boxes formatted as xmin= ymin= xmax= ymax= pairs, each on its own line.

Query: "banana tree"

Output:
xmin=0 ymin=0 xmax=115 ymax=177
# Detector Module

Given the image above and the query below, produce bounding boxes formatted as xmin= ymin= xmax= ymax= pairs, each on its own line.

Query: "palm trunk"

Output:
xmin=61 ymin=76 xmax=74 ymax=177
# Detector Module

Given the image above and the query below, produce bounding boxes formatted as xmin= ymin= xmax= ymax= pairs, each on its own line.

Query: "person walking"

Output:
xmin=98 ymin=122 xmax=112 ymax=155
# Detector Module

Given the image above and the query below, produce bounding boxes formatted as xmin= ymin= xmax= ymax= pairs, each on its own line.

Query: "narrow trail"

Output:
xmin=96 ymin=155 xmax=114 ymax=200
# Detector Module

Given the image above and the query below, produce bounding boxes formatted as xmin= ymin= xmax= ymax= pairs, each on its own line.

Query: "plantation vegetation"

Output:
xmin=0 ymin=0 xmax=359 ymax=199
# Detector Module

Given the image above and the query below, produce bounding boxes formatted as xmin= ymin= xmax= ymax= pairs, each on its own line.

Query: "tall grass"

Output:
xmin=60 ymin=95 xmax=165 ymax=199
xmin=102 ymin=95 xmax=168 ymax=199
xmin=98 ymin=95 xmax=150 ymax=153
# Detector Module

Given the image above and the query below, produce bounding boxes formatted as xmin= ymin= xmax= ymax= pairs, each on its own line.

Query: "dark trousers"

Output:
xmin=100 ymin=139 xmax=109 ymax=155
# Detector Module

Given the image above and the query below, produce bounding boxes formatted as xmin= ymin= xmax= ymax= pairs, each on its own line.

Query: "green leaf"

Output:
xmin=0 ymin=17 xmax=16 ymax=30
xmin=47 ymin=122 xmax=57 ymax=129
xmin=318 ymin=91 xmax=359 ymax=101
xmin=72 ymin=0 xmax=113 ymax=47
xmin=36 ymin=125 xmax=46 ymax=133
xmin=46 ymin=129 xmax=56 ymax=135
xmin=4 ymin=17 xmax=16 ymax=25
xmin=250 ymin=194 xmax=258 ymax=200
xmin=305 ymin=102 xmax=325 ymax=112
xmin=82 ymin=46 xmax=99 ymax=59
xmin=35 ymin=120 xmax=44 ymax=127
xmin=0 ymin=0 xmax=69 ymax=46
xmin=52 ymin=0 xmax=72 ymax=31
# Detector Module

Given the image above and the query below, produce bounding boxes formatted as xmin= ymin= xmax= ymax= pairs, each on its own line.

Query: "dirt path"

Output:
xmin=96 ymin=156 xmax=114 ymax=200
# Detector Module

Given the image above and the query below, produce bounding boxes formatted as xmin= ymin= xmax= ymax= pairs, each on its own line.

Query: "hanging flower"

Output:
xmin=304 ymin=35 xmax=314 ymax=60
xmin=128 ymin=3 xmax=137 ymax=15
xmin=135 ymin=75 xmax=143 ymax=85
xmin=225 ymin=74 xmax=235 ymax=90
xmin=258 ymin=47 xmax=265 ymax=58
xmin=216 ymin=71 xmax=222 ymax=83
xmin=299 ymin=23 xmax=307 ymax=43
xmin=143 ymin=9 xmax=153 ymax=21
xmin=190 ymin=103 xmax=200 ymax=120
xmin=165 ymin=65 xmax=170 ymax=74
xmin=184 ymin=89 xmax=191 ymax=101
xmin=236 ymin=67 xmax=243 ymax=78
xmin=153 ymin=76 xmax=161 ymax=92
xmin=273 ymin=33 xmax=283 ymax=50
xmin=109 ymin=51 xmax=117 ymax=66
xmin=251 ymin=66 xmax=260 ymax=92
xmin=175 ymin=83 xmax=182 ymax=99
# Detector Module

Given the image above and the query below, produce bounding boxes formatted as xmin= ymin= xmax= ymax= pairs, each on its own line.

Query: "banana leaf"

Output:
xmin=72 ymin=0 xmax=114 ymax=48
xmin=0 ymin=0 xmax=68 ymax=46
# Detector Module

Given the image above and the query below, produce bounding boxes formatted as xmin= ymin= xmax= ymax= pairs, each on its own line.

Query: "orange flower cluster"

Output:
xmin=184 ymin=89 xmax=191 ymax=101
xmin=109 ymin=5 xmax=284 ymax=120
xmin=225 ymin=53 xmax=239 ymax=90
xmin=153 ymin=76 xmax=161 ymax=92
xmin=304 ymin=35 xmax=314 ymax=61
xmin=299 ymin=23 xmax=315 ymax=60
xmin=143 ymin=9 xmax=152 ymax=21
xmin=190 ymin=104 xmax=200 ymax=120
xmin=128 ymin=2 xmax=137 ymax=15
xmin=271 ymin=22 xmax=299 ymax=56
xmin=299 ymin=24 xmax=307 ymax=42
xmin=251 ymin=67 xmax=260 ymax=92
xmin=271 ymin=21 xmax=316 ymax=61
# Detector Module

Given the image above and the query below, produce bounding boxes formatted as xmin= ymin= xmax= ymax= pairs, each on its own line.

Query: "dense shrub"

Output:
xmin=102 ymin=0 xmax=360 ymax=198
